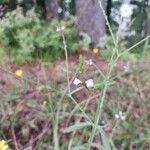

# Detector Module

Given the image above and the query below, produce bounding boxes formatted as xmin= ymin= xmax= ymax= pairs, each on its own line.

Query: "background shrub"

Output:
xmin=0 ymin=7 xmax=82 ymax=64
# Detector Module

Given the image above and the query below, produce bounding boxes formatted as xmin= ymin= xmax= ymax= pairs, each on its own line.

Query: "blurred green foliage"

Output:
xmin=0 ymin=7 xmax=82 ymax=64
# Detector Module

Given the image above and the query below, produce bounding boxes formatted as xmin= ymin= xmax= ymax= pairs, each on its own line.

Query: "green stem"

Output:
xmin=62 ymin=33 xmax=71 ymax=94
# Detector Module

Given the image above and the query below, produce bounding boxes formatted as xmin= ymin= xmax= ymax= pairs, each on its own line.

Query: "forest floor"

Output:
xmin=0 ymin=50 xmax=150 ymax=149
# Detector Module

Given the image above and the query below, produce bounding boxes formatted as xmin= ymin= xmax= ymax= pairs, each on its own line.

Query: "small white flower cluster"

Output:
xmin=115 ymin=111 xmax=125 ymax=121
xmin=120 ymin=3 xmax=134 ymax=18
xmin=123 ymin=63 xmax=130 ymax=72
xmin=116 ymin=1 xmax=137 ymax=39
xmin=86 ymin=59 xmax=93 ymax=66
xmin=56 ymin=26 xmax=65 ymax=32
xmin=73 ymin=78 xmax=94 ymax=88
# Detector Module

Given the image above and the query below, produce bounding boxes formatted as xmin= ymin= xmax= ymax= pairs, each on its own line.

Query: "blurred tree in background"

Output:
xmin=0 ymin=0 xmax=149 ymax=37
xmin=45 ymin=0 xmax=59 ymax=21
xmin=0 ymin=0 xmax=149 ymax=63
xmin=76 ymin=0 xmax=107 ymax=48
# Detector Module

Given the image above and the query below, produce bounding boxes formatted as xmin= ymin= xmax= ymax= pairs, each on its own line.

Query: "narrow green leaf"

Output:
xmin=63 ymin=122 xmax=92 ymax=133
xmin=97 ymin=126 xmax=111 ymax=150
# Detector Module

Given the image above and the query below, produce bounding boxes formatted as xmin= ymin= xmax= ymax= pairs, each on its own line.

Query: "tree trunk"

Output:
xmin=45 ymin=0 xmax=59 ymax=21
xmin=146 ymin=4 xmax=150 ymax=36
xmin=76 ymin=0 xmax=107 ymax=47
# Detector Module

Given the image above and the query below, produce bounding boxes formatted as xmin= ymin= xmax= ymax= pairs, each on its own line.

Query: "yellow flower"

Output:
xmin=15 ymin=69 xmax=23 ymax=77
xmin=0 ymin=140 xmax=8 ymax=150
xmin=92 ymin=48 xmax=99 ymax=54
xmin=146 ymin=80 xmax=150 ymax=86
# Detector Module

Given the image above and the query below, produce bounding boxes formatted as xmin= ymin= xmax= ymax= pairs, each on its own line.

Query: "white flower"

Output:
xmin=123 ymin=65 xmax=129 ymax=72
xmin=115 ymin=114 xmax=120 ymax=119
xmin=86 ymin=59 xmax=93 ymax=66
xmin=85 ymin=79 xmax=94 ymax=88
xmin=123 ymin=62 xmax=130 ymax=72
xmin=120 ymin=3 xmax=134 ymax=18
xmin=56 ymin=26 xmax=65 ymax=32
xmin=115 ymin=111 xmax=125 ymax=121
xmin=73 ymin=78 xmax=82 ymax=86
xmin=57 ymin=7 xmax=62 ymax=13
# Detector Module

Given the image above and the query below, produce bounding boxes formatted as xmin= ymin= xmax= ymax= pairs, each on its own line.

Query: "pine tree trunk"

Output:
xmin=76 ymin=0 xmax=107 ymax=47
xmin=45 ymin=0 xmax=59 ymax=21
xmin=146 ymin=6 xmax=150 ymax=36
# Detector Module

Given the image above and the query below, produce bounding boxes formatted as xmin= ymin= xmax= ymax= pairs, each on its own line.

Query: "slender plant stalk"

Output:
xmin=88 ymin=48 xmax=119 ymax=149
xmin=87 ymin=1 xmax=119 ymax=149
xmin=53 ymin=31 xmax=71 ymax=150
xmin=121 ymin=35 xmax=150 ymax=55
xmin=53 ymin=115 xmax=59 ymax=150
xmin=62 ymin=33 xmax=71 ymax=94
xmin=98 ymin=0 xmax=116 ymax=46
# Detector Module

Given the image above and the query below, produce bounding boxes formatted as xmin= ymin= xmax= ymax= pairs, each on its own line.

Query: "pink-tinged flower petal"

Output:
xmin=123 ymin=63 xmax=130 ymax=72
xmin=73 ymin=78 xmax=82 ymax=86
xmin=86 ymin=59 xmax=93 ymax=66
xmin=121 ymin=115 xmax=126 ymax=120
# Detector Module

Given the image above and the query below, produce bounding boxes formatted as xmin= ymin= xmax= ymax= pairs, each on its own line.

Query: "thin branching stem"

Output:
xmin=98 ymin=0 xmax=116 ymax=46
xmin=62 ymin=33 xmax=71 ymax=94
